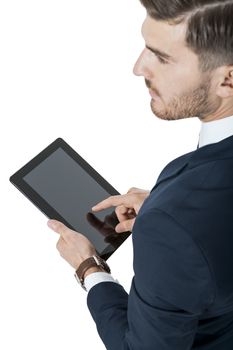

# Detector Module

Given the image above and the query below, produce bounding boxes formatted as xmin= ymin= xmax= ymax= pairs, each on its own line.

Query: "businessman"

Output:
xmin=47 ymin=1 xmax=233 ymax=349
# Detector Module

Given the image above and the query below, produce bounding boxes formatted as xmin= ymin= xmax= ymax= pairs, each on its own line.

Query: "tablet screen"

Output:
xmin=10 ymin=139 xmax=131 ymax=259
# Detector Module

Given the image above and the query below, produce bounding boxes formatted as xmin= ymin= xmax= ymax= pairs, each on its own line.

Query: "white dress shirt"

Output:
xmin=84 ymin=114 xmax=233 ymax=293
xmin=198 ymin=114 xmax=233 ymax=148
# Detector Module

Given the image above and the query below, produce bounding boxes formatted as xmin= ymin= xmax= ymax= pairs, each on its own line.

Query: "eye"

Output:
xmin=145 ymin=46 xmax=169 ymax=64
xmin=157 ymin=56 xmax=168 ymax=64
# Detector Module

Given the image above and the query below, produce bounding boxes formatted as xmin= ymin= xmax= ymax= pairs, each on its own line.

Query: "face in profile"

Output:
xmin=133 ymin=15 xmax=220 ymax=121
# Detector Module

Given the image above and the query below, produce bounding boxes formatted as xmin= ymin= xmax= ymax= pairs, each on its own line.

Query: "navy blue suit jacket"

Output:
xmin=87 ymin=135 xmax=233 ymax=349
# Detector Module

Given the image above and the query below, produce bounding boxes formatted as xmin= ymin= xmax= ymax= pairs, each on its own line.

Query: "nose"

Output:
xmin=133 ymin=48 xmax=153 ymax=80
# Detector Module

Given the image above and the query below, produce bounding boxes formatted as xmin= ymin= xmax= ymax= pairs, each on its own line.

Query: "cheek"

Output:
xmin=152 ymin=64 xmax=177 ymax=93
xmin=155 ymin=73 xmax=178 ymax=102
xmin=175 ymin=58 xmax=201 ymax=87
xmin=159 ymin=64 xmax=200 ymax=99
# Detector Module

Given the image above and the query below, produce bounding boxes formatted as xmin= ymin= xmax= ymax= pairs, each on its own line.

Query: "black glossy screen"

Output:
xmin=23 ymin=147 xmax=120 ymax=255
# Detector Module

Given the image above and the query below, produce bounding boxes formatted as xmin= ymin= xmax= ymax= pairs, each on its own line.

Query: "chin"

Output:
xmin=150 ymin=100 xmax=168 ymax=120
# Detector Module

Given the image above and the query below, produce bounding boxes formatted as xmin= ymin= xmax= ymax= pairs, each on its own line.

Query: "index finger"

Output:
xmin=92 ymin=194 xmax=131 ymax=212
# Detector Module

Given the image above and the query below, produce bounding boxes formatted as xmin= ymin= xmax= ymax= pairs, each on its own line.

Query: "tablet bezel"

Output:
xmin=9 ymin=138 xmax=131 ymax=260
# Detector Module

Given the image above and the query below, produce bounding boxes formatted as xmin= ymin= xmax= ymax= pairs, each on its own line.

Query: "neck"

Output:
xmin=200 ymin=101 xmax=233 ymax=123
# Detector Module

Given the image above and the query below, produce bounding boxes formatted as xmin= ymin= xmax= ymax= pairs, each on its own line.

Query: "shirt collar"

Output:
xmin=198 ymin=114 xmax=233 ymax=148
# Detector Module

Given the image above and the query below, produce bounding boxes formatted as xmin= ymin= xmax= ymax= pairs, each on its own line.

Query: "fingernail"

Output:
xmin=92 ymin=206 xmax=96 ymax=210
xmin=47 ymin=220 xmax=56 ymax=229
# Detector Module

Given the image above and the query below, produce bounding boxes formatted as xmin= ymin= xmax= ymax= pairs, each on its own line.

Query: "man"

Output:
xmin=47 ymin=1 xmax=233 ymax=349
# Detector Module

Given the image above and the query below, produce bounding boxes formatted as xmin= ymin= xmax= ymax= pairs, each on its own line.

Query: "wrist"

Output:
xmin=74 ymin=255 xmax=111 ymax=290
xmin=83 ymin=266 xmax=106 ymax=279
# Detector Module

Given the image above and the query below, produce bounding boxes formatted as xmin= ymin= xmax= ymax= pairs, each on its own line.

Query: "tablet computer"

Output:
xmin=9 ymin=138 xmax=131 ymax=260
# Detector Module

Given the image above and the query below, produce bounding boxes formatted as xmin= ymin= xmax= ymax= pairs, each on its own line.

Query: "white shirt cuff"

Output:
xmin=84 ymin=272 xmax=120 ymax=293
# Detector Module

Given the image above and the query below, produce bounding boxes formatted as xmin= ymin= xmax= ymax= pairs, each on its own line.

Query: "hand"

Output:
xmin=47 ymin=219 xmax=97 ymax=270
xmin=86 ymin=210 xmax=131 ymax=249
xmin=92 ymin=187 xmax=150 ymax=233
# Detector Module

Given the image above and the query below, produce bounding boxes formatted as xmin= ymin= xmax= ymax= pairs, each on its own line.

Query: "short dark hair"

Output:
xmin=139 ymin=0 xmax=233 ymax=73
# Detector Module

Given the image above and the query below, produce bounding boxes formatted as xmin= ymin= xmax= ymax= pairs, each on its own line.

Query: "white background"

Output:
xmin=1 ymin=1 xmax=200 ymax=349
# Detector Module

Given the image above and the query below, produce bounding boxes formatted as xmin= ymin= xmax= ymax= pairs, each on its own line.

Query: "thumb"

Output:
xmin=115 ymin=218 xmax=135 ymax=233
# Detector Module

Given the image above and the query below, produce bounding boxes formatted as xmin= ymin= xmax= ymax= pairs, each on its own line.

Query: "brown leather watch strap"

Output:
xmin=76 ymin=257 xmax=98 ymax=282
xmin=74 ymin=255 xmax=111 ymax=290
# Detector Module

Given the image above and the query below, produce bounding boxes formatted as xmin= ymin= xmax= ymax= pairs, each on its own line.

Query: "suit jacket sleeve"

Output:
xmin=87 ymin=208 xmax=215 ymax=350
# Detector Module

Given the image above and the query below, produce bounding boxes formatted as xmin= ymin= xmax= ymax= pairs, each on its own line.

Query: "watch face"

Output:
xmin=94 ymin=255 xmax=103 ymax=267
xmin=74 ymin=272 xmax=87 ymax=291
xmin=97 ymin=256 xmax=110 ymax=273
xmin=96 ymin=255 xmax=105 ymax=266
xmin=74 ymin=272 xmax=81 ymax=283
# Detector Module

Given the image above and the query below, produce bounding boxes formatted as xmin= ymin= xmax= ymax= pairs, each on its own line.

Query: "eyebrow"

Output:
xmin=145 ymin=44 xmax=173 ymax=61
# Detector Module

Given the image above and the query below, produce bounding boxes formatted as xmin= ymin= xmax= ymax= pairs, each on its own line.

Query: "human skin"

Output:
xmin=48 ymin=14 xmax=233 ymax=277
xmin=133 ymin=15 xmax=233 ymax=122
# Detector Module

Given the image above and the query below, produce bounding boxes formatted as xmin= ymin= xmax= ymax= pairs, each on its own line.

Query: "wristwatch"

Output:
xmin=74 ymin=255 xmax=111 ymax=291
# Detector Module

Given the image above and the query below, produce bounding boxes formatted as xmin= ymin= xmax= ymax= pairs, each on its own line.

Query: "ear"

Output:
xmin=216 ymin=67 xmax=233 ymax=98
